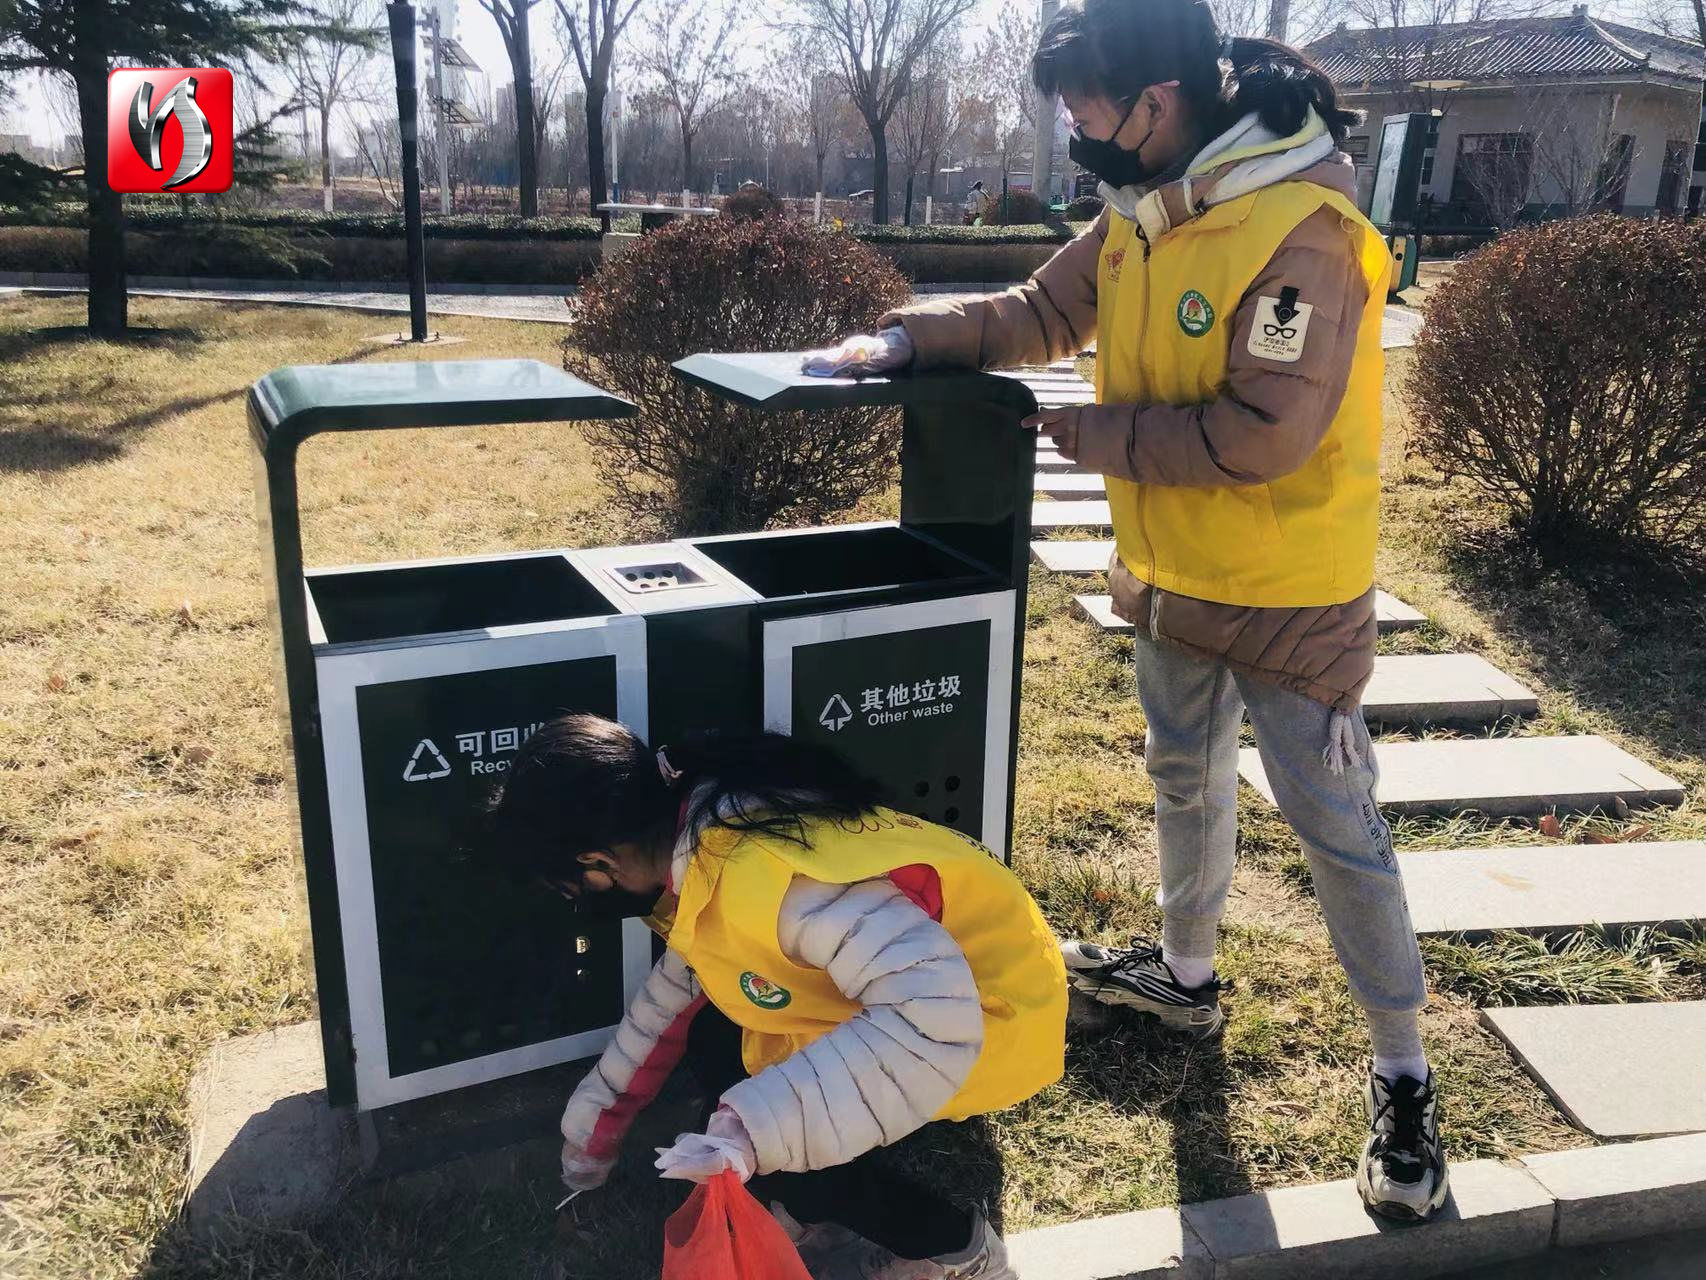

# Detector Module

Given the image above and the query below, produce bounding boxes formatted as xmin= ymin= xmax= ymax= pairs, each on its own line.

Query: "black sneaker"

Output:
xmin=1358 ymin=1067 xmax=1450 ymax=1222
xmin=1058 ymin=937 xmax=1229 ymax=1038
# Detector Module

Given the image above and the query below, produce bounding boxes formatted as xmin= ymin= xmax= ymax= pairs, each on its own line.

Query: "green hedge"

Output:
xmin=855 ymin=221 xmax=1083 ymax=244
xmin=0 ymin=203 xmax=1085 ymax=246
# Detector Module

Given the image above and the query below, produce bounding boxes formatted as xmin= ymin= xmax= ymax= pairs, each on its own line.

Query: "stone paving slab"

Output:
xmin=1035 ymin=542 xmax=1115 ymax=573
xmin=1376 ymin=590 xmax=1427 ymax=630
xmin=1362 ymin=653 xmax=1537 ymax=723
xmin=1400 ymin=842 xmax=1706 ymax=936
xmin=1035 ymin=472 xmax=1107 ymax=497
xmin=1033 ymin=500 xmax=1112 ymax=530
xmin=1070 ymin=589 xmax=1424 ymax=637
xmin=1523 ymin=1132 xmax=1706 ymax=1248
xmin=1241 ymin=735 xmax=1685 ymax=817
xmin=1482 ymin=1003 xmax=1706 ymax=1139
xmin=1180 ymin=1158 xmax=1553 ymax=1280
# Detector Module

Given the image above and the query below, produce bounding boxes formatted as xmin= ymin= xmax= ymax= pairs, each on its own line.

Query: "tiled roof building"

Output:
xmin=1305 ymin=7 xmax=1705 ymax=223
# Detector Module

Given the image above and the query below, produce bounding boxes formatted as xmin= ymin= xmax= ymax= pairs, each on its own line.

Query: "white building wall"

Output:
xmin=1342 ymin=81 xmax=1698 ymax=220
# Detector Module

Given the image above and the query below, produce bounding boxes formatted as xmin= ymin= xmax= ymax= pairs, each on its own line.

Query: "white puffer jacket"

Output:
xmin=559 ymin=794 xmax=985 ymax=1178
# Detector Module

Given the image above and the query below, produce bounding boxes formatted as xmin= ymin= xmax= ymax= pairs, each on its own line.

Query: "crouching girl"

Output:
xmin=488 ymin=714 xmax=1067 ymax=1280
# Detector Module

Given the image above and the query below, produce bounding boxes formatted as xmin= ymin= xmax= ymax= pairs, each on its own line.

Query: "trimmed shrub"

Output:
xmin=983 ymin=189 xmax=1047 ymax=226
xmin=1406 ymin=215 xmax=1706 ymax=556
xmin=1064 ymin=194 xmax=1104 ymax=221
xmin=720 ymin=185 xmax=782 ymax=221
xmin=565 ymin=217 xmax=912 ymax=536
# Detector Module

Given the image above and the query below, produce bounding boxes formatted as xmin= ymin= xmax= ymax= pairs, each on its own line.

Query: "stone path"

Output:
xmin=1400 ymin=842 xmax=1706 ymax=936
xmin=1239 ymin=736 xmax=1685 ymax=817
xmin=1482 ymin=1003 xmax=1706 ymax=1139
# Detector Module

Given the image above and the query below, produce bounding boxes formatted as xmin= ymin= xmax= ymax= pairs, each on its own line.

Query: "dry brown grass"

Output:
xmin=4 ymin=296 xmax=1685 ymax=1279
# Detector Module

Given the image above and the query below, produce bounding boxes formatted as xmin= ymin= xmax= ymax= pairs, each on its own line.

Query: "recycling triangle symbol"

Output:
xmin=402 ymin=737 xmax=453 ymax=782
xmin=818 ymin=693 xmax=853 ymax=732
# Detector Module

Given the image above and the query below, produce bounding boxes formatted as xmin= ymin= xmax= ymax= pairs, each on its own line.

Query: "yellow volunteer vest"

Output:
xmin=667 ymin=809 xmax=1067 ymax=1120
xmin=1095 ymin=182 xmax=1391 ymax=607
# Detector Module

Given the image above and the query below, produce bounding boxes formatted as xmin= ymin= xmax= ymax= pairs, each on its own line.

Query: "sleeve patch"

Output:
xmin=1247 ymin=291 xmax=1314 ymax=364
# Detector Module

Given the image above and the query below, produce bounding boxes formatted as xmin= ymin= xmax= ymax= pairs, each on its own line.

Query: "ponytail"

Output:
xmin=486 ymin=713 xmax=882 ymax=887
xmin=660 ymin=728 xmax=884 ymax=847
xmin=1033 ymin=0 xmax=1360 ymax=150
xmin=1224 ymin=35 xmax=1361 ymax=144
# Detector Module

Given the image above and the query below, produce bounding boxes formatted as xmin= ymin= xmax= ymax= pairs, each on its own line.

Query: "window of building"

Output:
xmin=1343 ymin=135 xmax=1370 ymax=164
xmin=1451 ymin=132 xmax=1533 ymax=223
xmin=1593 ymin=134 xmax=1634 ymax=213
xmin=1658 ymin=140 xmax=1690 ymax=214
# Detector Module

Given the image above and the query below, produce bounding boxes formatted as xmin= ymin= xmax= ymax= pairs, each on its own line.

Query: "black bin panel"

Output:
xmin=354 ymin=657 xmax=626 ymax=1079
xmin=783 ymin=618 xmax=992 ymax=839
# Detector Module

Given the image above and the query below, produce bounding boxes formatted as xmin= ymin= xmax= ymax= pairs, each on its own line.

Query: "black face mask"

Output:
xmin=570 ymin=884 xmax=665 ymax=920
xmin=1068 ymin=97 xmax=1156 ymax=189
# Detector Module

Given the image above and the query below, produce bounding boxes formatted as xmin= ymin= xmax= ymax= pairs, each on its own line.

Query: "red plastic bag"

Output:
xmin=661 ymin=1170 xmax=812 ymax=1280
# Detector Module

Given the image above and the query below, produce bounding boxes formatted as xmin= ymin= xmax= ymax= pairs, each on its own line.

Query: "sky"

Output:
xmin=0 ymin=0 xmax=1691 ymax=148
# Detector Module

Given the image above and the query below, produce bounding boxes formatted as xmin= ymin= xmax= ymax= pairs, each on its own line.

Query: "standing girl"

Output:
xmin=489 ymin=714 xmax=1066 ymax=1278
xmin=810 ymin=0 xmax=1446 ymax=1222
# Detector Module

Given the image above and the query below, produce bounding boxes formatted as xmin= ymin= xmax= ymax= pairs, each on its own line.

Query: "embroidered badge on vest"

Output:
xmin=738 ymin=971 xmax=792 ymax=1009
xmin=1176 ymin=290 xmax=1214 ymax=336
xmin=1105 ymin=248 xmax=1125 ymax=282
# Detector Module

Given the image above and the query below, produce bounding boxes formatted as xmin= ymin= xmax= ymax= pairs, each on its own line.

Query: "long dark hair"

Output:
xmin=1031 ymin=0 xmax=1360 ymax=146
xmin=485 ymin=713 xmax=884 ymax=887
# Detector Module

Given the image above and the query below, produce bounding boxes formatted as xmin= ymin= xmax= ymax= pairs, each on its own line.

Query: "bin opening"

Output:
xmin=602 ymin=559 xmax=709 ymax=595
xmin=692 ymin=525 xmax=992 ymax=599
xmin=308 ymin=554 xmax=615 ymax=644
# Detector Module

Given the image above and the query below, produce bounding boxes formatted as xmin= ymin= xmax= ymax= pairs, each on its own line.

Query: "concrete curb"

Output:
xmin=1004 ymin=1134 xmax=1706 ymax=1279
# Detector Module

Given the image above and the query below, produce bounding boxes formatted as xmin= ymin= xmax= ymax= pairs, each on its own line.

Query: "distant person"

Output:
xmin=809 ymin=0 xmax=1449 ymax=1224
xmin=490 ymin=714 xmax=1066 ymax=1279
xmin=962 ymin=179 xmax=989 ymax=224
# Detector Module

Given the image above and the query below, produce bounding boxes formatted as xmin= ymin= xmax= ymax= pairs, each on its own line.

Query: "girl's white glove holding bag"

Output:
xmin=654 ymin=1106 xmax=758 ymax=1183
xmin=801 ymin=327 xmax=914 ymax=378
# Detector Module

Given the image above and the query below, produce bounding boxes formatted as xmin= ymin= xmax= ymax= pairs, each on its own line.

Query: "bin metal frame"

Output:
xmin=673 ymin=353 xmax=1038 ymax=859
xmin=251 ymin=359 xmax=638 ymax=1108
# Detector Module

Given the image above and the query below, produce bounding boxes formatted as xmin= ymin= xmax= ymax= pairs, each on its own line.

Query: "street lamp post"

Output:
xmin=386 ymin=0 xmax=429 ymax=342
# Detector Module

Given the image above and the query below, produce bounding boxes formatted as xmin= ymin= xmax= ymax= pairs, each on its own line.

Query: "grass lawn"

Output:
xmin=3 ymin=292 xmax=1702 ymax=1279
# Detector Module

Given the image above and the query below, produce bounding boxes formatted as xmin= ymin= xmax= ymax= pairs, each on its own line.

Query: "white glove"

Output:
xmin=561 ymin=1142 xmax=618 ymax=1191
xmin=654 ymin=1107 xmax=757 ymax=1183
xmin=801 ymin=326 xmax=914 ymax=378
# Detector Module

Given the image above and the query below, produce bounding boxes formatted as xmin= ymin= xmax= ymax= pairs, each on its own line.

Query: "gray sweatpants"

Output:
xmin=1134 ymin=635 xmax=1428 ymax=1053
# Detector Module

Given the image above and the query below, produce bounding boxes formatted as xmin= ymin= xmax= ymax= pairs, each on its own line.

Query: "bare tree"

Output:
xmin=787 ymin=0 xmax=979 ymax=223
xmin=477 ymin=0 xmax=545 ymax=214
xmin=281 ymin=0 xmax=382 ymax=212
xmin=773 ymin=32 xmax=856 ymax=210
xmin=635 ymin=0 xmax=737 ymax=191
xmin=558 ymin=0 xmax=648 ymax=226
xmin=895 ymin=32 xmax=960 ymax=223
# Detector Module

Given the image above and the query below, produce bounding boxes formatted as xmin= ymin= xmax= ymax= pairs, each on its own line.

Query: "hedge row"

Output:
xmin=0 ymin=203 xmax=1085 ymax=246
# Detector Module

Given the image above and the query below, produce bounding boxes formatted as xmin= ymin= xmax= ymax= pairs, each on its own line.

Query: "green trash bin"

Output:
xmin=253 ymin=353 xmax=1040 ymax=1112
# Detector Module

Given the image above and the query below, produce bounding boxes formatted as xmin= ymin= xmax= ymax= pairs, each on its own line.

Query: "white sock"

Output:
xmin=1164 ymin=952 xmax=1214 ymax=988
xmin=1373 ymin=1053 xmax=1430 ymax=1085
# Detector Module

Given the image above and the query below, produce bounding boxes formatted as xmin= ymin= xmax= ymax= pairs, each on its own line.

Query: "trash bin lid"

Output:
xmin=672 ymin=352 xmax=1037 ymax=414
xmin=249 ymin=358 xmax=634 ymax=450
